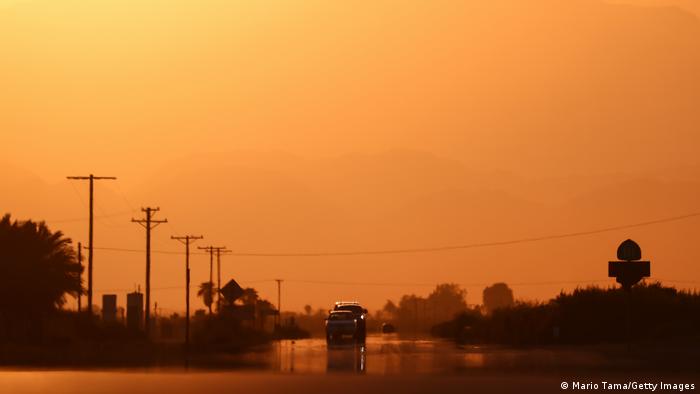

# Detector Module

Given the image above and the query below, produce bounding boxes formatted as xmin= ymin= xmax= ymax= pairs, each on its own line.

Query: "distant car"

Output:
xmin=333 ymin=301 xmax=368 ymax=341
xmin=325 ymin=311 xmax=359 ymax=343
xmin=381 ymin=323 xmax=396 ymax=334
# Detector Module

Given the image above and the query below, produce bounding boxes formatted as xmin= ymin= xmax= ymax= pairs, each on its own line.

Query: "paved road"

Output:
xmin=0 ymin=370 xmax=571 ymax=394
xmin=222 ymin=335 xmax=611 ymax=374
xmin=1 ymin=337 xmax=697 ymax=393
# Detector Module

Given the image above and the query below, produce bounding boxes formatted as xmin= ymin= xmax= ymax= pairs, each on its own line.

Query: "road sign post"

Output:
xmin=608 ymin=239 xmax=651 ymax=351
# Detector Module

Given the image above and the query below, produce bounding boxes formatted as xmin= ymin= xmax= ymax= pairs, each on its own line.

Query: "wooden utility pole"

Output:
xmin=132 ymin=207 xmax=167 ymax=335
xmin=197 ymin=246 xmax=228 ymax=314
xmin=78 ymin=242 xmax=83 ymax=313
xmin=77 ymin=242 xmax=82 ymax=313
xmin=275 ymin=279 xmax=283 ymax=327
xmin=216 ymin=247 xmax=231 ymax=312
xmin=67 ymin=174 xmax=117 ymax=315
xmin=171 ymin=234 xmax=202 ymax=366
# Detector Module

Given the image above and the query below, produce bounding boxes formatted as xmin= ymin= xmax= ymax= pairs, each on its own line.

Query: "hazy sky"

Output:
xmin=1 ymin=0 xmax=700 ymax=313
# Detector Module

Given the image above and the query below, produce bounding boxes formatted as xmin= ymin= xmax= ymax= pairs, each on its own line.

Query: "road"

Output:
xmin=229 ymin=335 xmax=606 ymax=374
xmin=1 ymin=336 xmax=697 ymax=393
xmin=208 ymin=335 xmax=652 ymax=374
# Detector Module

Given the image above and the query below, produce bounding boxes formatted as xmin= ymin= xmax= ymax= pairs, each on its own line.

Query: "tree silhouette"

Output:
xmin=383 ymin=300 xmax=398 ymax=316
xmin=0 ymin=214 xmax=82 ymax=339
xmin=256 ymin=299 xmax=277 ymax=329
xmin=427 ymin=283 xmax=468 ymax=323
xmin=434 ymin=283 xmax=700 ymax=345
xmin=197 ymin=281 xmax=214 ymax=314
xmin=239 ymin=287 xmax=259 ymax=306
xmin=482 ymin=283 xmax=515 ymax=314
xmin=389 ymin=284 xmax=468 ymax=333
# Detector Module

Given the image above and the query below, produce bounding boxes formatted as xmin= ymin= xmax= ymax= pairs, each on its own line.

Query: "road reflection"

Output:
xmin=326 ymin=343 xmax=366 ymax=373
xmin=264 ymin=336 xmax=487 ymax=374
xmin=249 ymin=335 xmax=613 ymax=375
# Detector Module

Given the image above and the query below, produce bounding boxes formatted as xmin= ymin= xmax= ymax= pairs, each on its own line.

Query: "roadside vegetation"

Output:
xmin=432 ymin=283 xmax=700 ymax=346
xmin=0 ymin=214 xmax=296 ymax=366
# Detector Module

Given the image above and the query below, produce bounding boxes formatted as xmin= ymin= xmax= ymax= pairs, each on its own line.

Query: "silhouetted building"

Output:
xmin=102 ymin=294 xmax=117 ymax=322
xmin=127 ymin=291 xmax=143 ymax=330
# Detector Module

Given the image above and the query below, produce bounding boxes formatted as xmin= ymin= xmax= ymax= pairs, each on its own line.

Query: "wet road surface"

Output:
xmin=215 ymin=335 xmax=611 ymax=374
xmin=1 ymin=336 xmax=697 ymax=394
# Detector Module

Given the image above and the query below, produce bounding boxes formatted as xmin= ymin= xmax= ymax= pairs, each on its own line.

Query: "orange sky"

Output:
xmin=1 ymin=0 xmax=700 ymax=314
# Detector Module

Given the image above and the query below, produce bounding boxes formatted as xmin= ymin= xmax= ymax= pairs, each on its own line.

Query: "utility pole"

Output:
xmin=171 ymin=234 xmax=203 ymax=367
xmin=77 ymin=242 xmax=82 ymax=313
xmin=67 ymin=174 xmax=117 ymax=315
xmin=197 ymin=246 xmax=228 ymax=314
xmin=132 ymin=207 xmax=167 ymax=335
xmin=216 ymin=247 xmax=231 ymax=312
xmin=275 ymin=279 xmax=283 ymax=327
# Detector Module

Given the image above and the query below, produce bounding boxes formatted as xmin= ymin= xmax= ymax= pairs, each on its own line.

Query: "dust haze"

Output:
xmin=1 ymin=0 xmax=699 ymax=313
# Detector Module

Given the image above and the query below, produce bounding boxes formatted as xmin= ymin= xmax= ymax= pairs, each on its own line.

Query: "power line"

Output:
xmin=112 ymin=181 xmax=139 ymax=214
xmin=94 ymin=198 xmax=119 ymax=227
xmin=92 ymin=211 xmax=700 ymax=257
xmin=656 ymin=279 xmax=700 ymax=285
xmin=230 ymin=212 xmax=700 ymax=256
xmin=90 ymin=278 xmax=625 ymax=293
xmin=95 ymin=247 xmax=188 ymax=255
xmin=93 ymin=279 xmax=275 ymax=294
xmin=94 ymin=286 xmax=183 ymax=294
xmin=282 ymin=279 xmax=612 ymax=288
xmin=45 ymin=210 xmax=134 ymax=224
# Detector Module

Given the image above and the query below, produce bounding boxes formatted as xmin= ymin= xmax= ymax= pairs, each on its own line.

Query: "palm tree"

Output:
xmin=0 ymin=214 xmax=82 ymax=339
xmin=197 ymin=281 xmax=214 ymax=314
